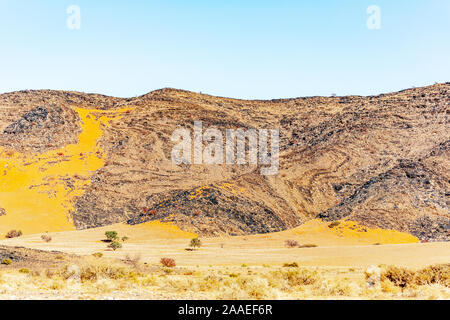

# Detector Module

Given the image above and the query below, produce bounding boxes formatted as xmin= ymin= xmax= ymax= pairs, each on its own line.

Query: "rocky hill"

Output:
xmin=0 ymin=84 xmax=448 ymax=240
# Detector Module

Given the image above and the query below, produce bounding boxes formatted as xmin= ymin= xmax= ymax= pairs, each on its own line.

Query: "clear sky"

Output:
xmin=0 ymin=0 xmax=449 ymax=99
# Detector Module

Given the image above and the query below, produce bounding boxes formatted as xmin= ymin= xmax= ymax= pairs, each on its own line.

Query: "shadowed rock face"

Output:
xmin=318 ymin=159 xmax=450 ymax=241
xmin=0 ymin=102 xmax=81 ymax=153
xmin=3 ymin=106 xmax=49 ymax=135
xmin=0 ymin=84 xmax=449 ymax=239
xmin=124 ymin=186 xmax=300 ymax=236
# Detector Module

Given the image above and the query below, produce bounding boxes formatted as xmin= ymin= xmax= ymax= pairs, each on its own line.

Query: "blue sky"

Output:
xmin=0 ymin=0 xmax=449 ymax=99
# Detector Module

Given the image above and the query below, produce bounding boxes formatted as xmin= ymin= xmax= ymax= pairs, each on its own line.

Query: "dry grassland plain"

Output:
xmin=1 ymin=220 xmax=449 ymax=300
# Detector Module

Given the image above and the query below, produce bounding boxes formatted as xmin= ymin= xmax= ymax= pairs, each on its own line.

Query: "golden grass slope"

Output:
xmin=0 ymin=107 xmax=132 ymax=237
xmin=289 ymin=219 xmax=418 ymax=245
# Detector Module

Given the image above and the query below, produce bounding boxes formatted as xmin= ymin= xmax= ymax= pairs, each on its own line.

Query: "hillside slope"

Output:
xmin=0 ymin=84 xmax=448 ymax=240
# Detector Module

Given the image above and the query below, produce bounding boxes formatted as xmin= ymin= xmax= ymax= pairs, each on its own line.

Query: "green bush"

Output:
xmin=189 ymin=237 xmax=202 ymax=249
xmin=1 ymin=258 xmax=12 ymax=265
xmin=19 ymin=268 xmax=30 ymax=274
xmin=108 ymin=240 xmax=122 ymax=251
xmin=105 ymin=231 xmax=118 ymax=241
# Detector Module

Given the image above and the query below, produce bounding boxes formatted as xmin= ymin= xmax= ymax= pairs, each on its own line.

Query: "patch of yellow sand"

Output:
xmin=0 ymin=107 xmax=132 ymax=237
xmin=289 ymin=219 xmax=418 ymax=244
xmin=109 ymin=221 xmax=198 ymax=240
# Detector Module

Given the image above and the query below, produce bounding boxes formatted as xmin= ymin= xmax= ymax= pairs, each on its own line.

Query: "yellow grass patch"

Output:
xmin=114 ymin=221 xmax=197 ymax=240
xmin=290 ymin=219 xmax=418 ymax=244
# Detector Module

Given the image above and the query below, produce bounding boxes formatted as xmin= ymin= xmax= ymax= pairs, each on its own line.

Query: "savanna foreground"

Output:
xmin=0 ymin=246 xmax=448 ymax=300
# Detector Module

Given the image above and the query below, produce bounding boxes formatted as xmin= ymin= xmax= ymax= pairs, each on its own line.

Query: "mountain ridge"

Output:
xmin=0 ymin=83 xmax=448 ymax=240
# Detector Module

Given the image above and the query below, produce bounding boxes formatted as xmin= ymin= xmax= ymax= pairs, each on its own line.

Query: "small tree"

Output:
xmin=108 ymin=240 xmax=122 ymax=251
xmin=285 ymin=239 xmax=299 ymax=248
xmin=189 ymin=237 xmax=202 ymax=250
xmin=41 ymin=234 xmax=52 ymax=243
xmin=121 ymin=236 xmax=129 ymax=242
xmin=105 ymin=231 xmax=118 ymax=242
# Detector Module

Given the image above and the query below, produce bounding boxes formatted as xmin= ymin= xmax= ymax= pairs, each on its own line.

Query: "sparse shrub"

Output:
xmin=381 ymin=264 xmax=450 ymax=288
xmin=5 ymin=230 xmax=22 ymax=238
xmin=162 ymin=267 xmax=174 ymax=274
xmin=79 ymin=264 xmax=128 ymax=282
xmin=160 ymin=258 xmax=176 ymax=268
xmin=380 ymin=265 xmax=416 ymax=288
xmin=325 ymin=281 xmax=354 ymax=296
xmin=381 ymin=279 xmax=402 ymax=294
xmin=41 ymin=234 xmax=52 ymax=243
xmin=282 ymin=269 xmax=319 ymax=286
xmin=92 ymin=252 xmax=103 ymax=258
xmin=124 ymin=254 xmax=141 ymax=269
xmin=285 ymin=239 xmax=299 ymax=248
xmin=19 ymin=268 xmax=30 ymax=274
xmin=189 ymin=237 xmax=202 ymax=249
xmin=1 ymin=258 xmax=12 ymax=265
xmin=283 ymin=262 xmax=299 ymax=268
xmin=55 ymin=254 xmax=65 ymax=260
xmin=108 ymin=240 xmax=122 ymax=251
xmin=298 ymin=243 xmax=318 ymax=248
xmin=328 ymin=221 xmax=340 ymax=228
xmin=236 ymin=276 xmax=273 ymax=299
xmin=121 ymin=236 xmax=129 ymax=242
xmin=45 ymin=269 xmax=55 ymax=278
xmin=416 ymin=264 xmax=450 ymax=287
xmin=373 ymin=243 xmax=382 ymax=245
xmin=105 ymin=231 xmax=118 ymax=241
xmin=54 ymin=263 xmax=135 ymax=283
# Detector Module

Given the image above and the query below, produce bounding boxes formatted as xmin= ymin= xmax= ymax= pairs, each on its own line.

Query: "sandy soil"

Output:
xmin=1 ymin=220 xmax=448 ymax=268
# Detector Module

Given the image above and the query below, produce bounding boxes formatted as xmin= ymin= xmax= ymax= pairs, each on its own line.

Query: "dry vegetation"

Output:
xmin=0 ymin=249 xmax=448 ymax=300
xmin=5 ymin=230 xmax=22 ymax=239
